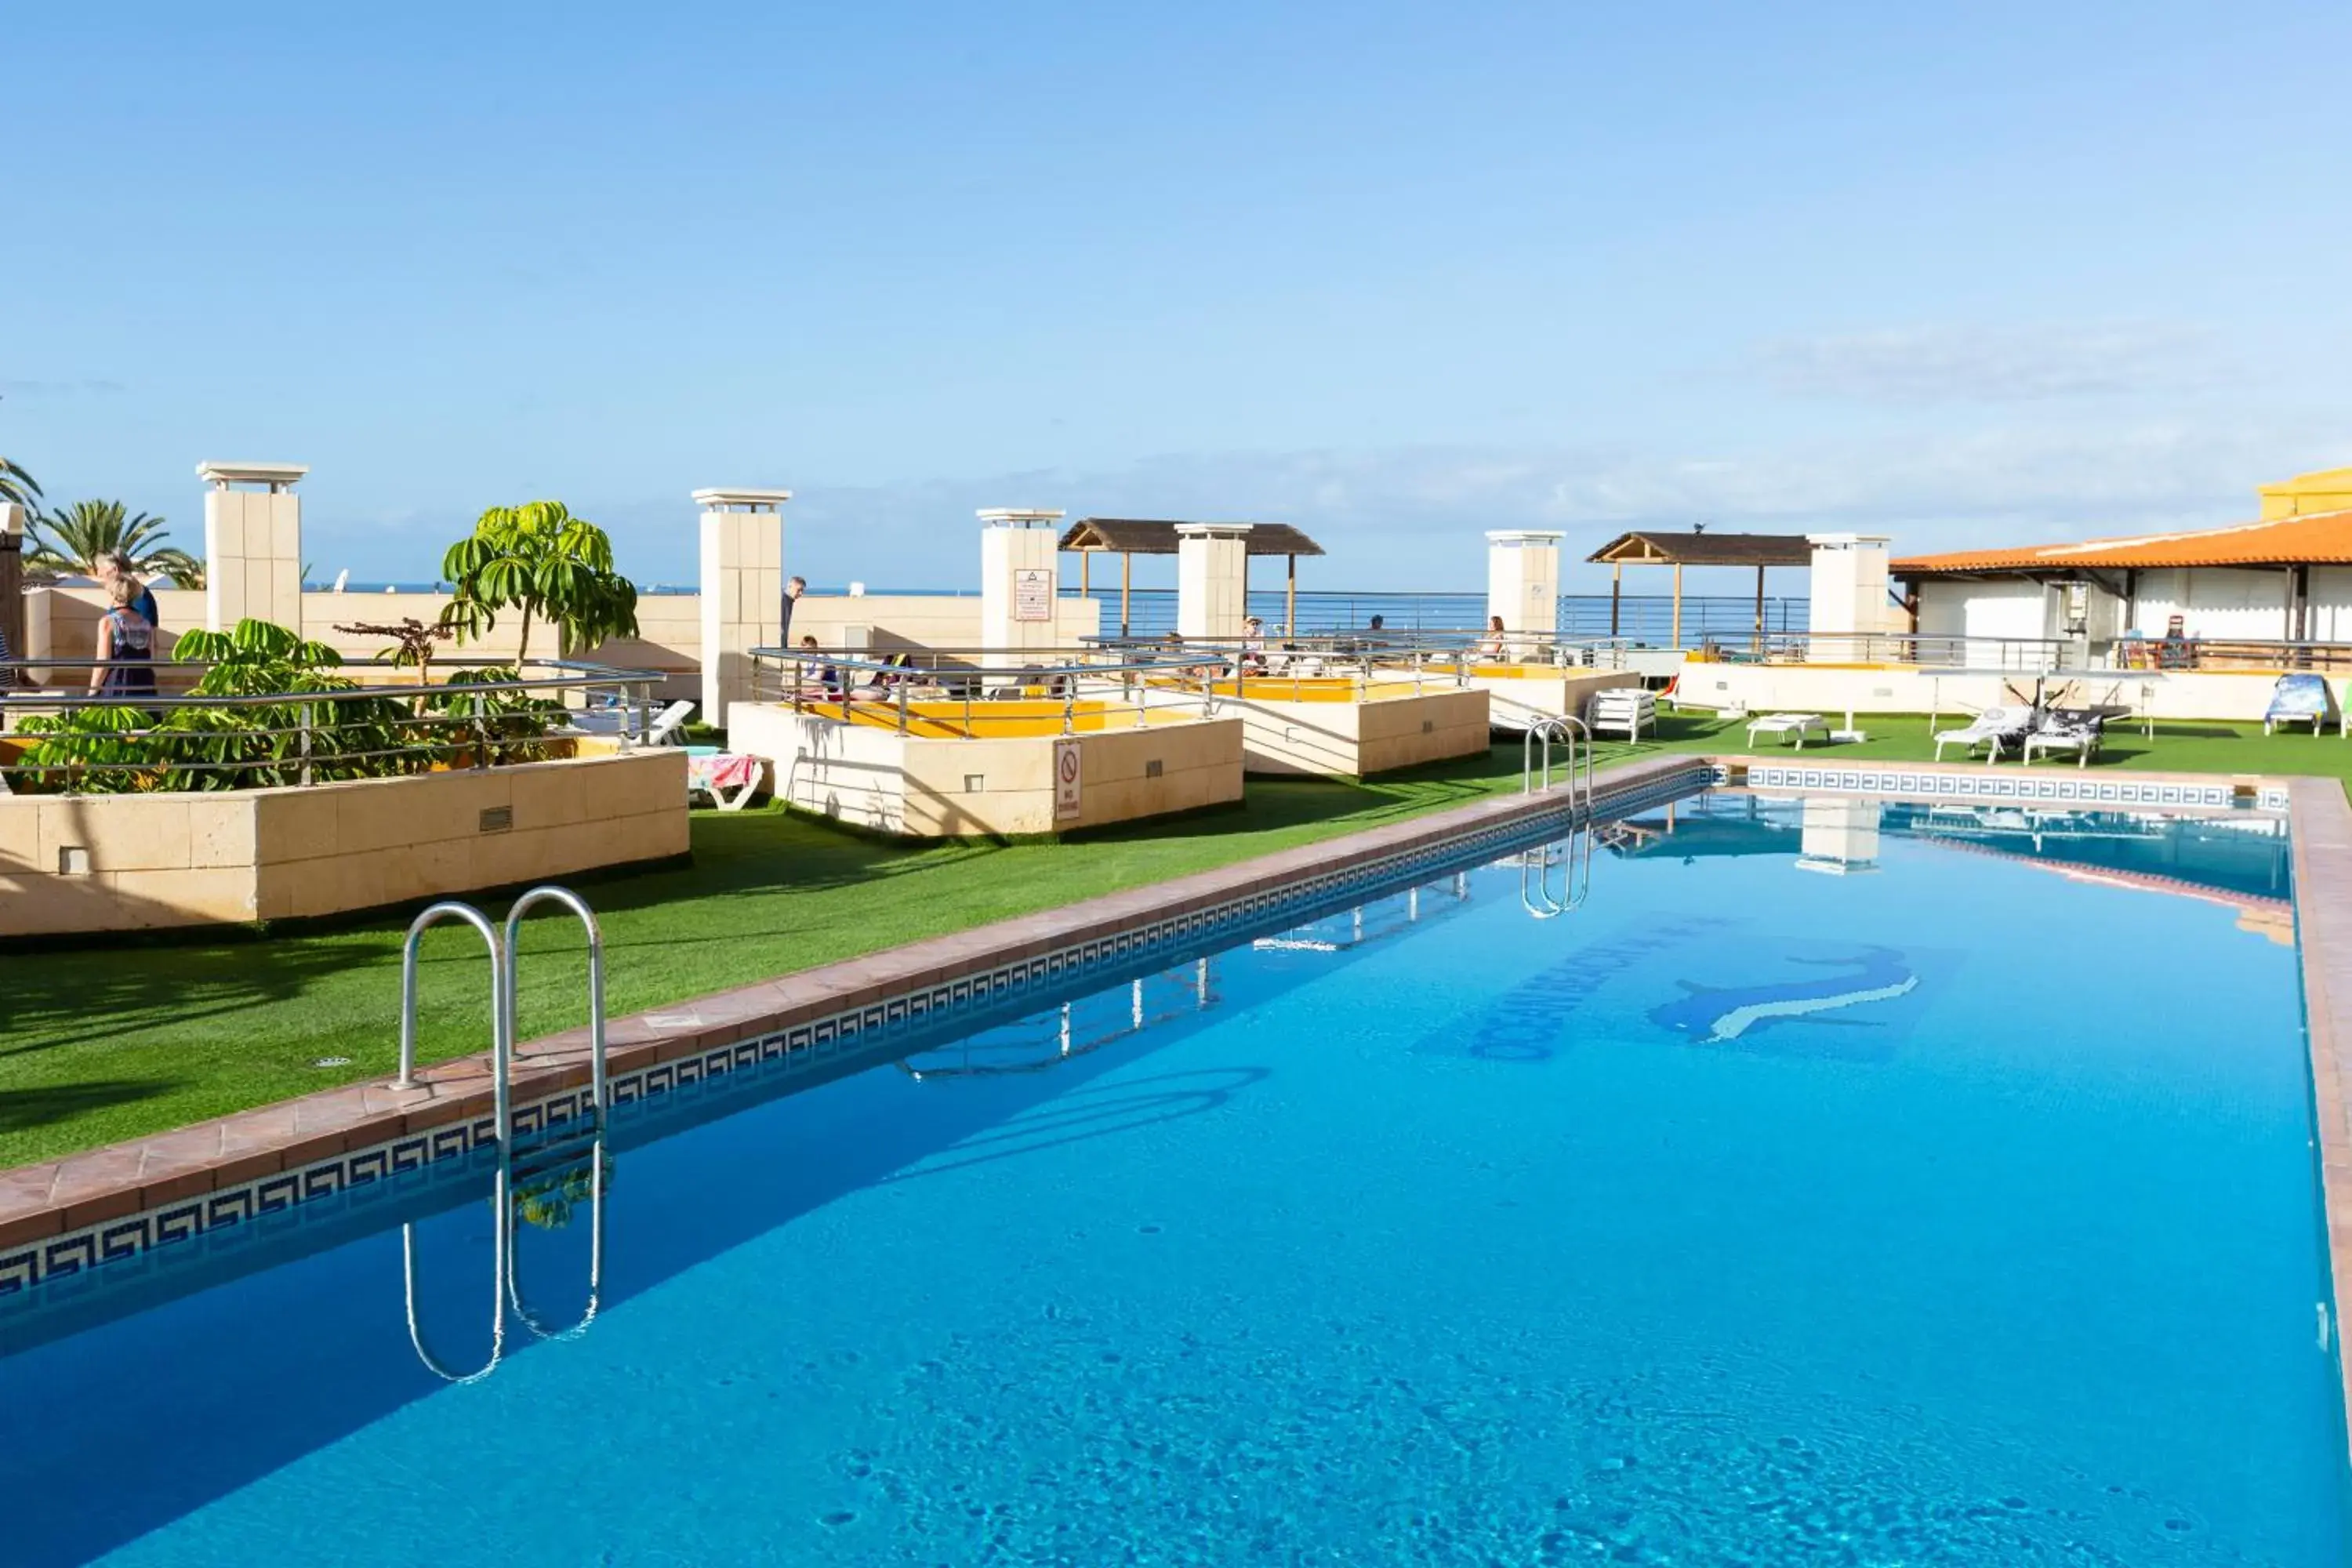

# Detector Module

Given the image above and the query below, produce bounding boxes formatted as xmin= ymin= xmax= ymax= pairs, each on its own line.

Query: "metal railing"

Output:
xmin=749 ymin=644 xmax=1231 ymax=736
xmin=1061 ymin=587 xmax=1813 ymax=646
xmin=1080 ymin=631 xmax=1483 ymax=702
xmin=1519 ymin=717 xmax=1594 ymax=918
xmin=750 ymin=638 xmax=1483 ymax=734
xmin=1560 ymin=593 xmax=1809 ymax=645
xmin=1388 ymin=630 xmax=1640 ymax=670
xmin=0 ymin=658 xmax=666 ymax=793
xmin=397 ymin=901 xmax=510 ymax=1383
xmin=2104 ymin=636 xmax=2352 ymax=673
xmin=900 ymin=958 xmax=1218 ymax=1080
xmin=1685 ymin=632 xmax=2071 ymax=671
xmin=397 ymin=885 xmax=609 ymax=1381
xmin=1065 ymin=587 xmax=1490 ymax=640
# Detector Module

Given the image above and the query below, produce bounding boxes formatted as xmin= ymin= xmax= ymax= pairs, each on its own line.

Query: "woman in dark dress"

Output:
xmin=89 ymin=573 xmax=158 ymax=701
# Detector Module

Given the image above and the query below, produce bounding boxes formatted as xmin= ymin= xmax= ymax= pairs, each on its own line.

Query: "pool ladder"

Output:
xmin=394 ymin=886 xmax=610 ymax=1383
xmin=1521 ymin=717 xmax=1594 ymax=918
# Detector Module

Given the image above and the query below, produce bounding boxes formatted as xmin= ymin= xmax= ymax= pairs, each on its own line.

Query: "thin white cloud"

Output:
xmin=309 ymin=419 xmax=2343 ymax=590
xmin=1751 ymin=323 xmax=2225 ymax=405
xmin=757 ymin=420 xmax=2338 ymax=586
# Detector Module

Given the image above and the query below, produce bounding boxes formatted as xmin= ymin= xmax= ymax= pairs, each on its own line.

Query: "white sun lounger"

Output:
xmin=568 ymin=699 xmax=695 ymax=747
xmin=2021 ymin=713 xmax=2102 ymax=768
xmin=1745 ymin=713 xmax=1828 ymax=750
xmin=1933 ymin=704 xmax=2030 ymax=762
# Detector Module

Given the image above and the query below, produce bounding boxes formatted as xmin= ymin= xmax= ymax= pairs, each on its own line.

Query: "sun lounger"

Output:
xmin=568 ymin=698 xmax=695 ymax=746
xmin=1587 ymin=687 xmax=1657 ymax=742
xmin=1932 ymin=704 xmax=2031 ymax=762
xmin=684 ymin=746 xmax=762 ymax=811
xmin=2263 ymin=673 xmax=2342 ymax=736
xmin=1745 ymin=713 xmax=1828 ymax=750
xmin=2022 ymin=710 xmax=2103 ymax=768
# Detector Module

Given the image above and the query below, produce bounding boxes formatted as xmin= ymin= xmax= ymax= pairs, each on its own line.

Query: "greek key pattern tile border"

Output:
xmin=1730 ymin=763 xmax=2289 ymax=814
xmin=0 ymin=764 xmax=1712 ymax=1298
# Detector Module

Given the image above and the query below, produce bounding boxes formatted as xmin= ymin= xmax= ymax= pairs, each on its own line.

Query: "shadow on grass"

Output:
xmin=0 ymin=939 xmax=391 ymax=1062
xmin=0 ymin=1078 xmax=182 ymax=1135
xmin=564 ymin=742 xmax=1537 ymax=918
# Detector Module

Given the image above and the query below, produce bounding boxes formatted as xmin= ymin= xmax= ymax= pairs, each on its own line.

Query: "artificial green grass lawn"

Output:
xmin=6 ymin=710 xmax=2348 ymax=1167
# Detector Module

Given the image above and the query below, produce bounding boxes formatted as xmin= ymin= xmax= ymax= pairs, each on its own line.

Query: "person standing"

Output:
xmin=89 ymin=572 xmax=158 ymax=701
xmin=95 ymin=550 xmax=162 ymax=639
xmin=779 ymin=575 xmax=807 ymax=644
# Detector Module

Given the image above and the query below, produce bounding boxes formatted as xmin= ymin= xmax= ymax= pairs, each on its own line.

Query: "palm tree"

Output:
xmin=26 ymin=499 xmax=205 ymax=588
xmin=0 ymin=456 xmax=38 ymax=511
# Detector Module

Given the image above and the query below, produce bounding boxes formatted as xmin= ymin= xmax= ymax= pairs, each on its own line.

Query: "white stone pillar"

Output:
xmin=1485 ymin=530 xmax=1562 ymax=644
xmin=694 ymin=487 xmax=790 ymax=728
xmin=978 ymin=509 xmax=1066 ymax=653
xmin=1806 ymin=533 xmax=1896 ymax=660
xmin=1176 ymin=523 xmax=1252 ymax=639
xmin=198 ymin=462 xmax=307 ymax=633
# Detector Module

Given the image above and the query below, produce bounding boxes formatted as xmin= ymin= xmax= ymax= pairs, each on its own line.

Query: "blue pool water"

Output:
xmin=0 ymin=794 xmax=2339 ymax=1565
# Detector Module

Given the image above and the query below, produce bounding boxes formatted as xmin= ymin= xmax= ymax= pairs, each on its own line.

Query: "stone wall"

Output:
xmin=1228 ymin=688 xmax=1491 ymax=776
xmin=728 ymin=702 xmax=1243 ymax=837
xmin=0 ymin=750 xmax=688 ymax=937
xmin=1469 ymin=669 xmax=1642 ymax=733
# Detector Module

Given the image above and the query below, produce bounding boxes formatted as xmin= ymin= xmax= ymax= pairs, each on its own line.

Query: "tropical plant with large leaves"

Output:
xmin=25 ymin=499 xmax=205 ymax=586
xmin=0 ymin=456 xmax=40 ymax=511
xmin=3 ymin=616 xmax=571 ymax=794
xmin=438 ymin=500 xmax=638 ymax=664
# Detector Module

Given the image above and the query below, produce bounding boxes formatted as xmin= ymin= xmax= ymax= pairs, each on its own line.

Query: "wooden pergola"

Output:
xmin=1058 ymin=518 xmax=1327 ymax=637
xmin=1586 ymin=529 xmax=1814 ymax=646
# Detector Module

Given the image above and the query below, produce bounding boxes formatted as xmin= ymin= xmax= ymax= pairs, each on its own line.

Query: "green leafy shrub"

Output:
xmin=5 ymin=619 xmax=567 ymax=794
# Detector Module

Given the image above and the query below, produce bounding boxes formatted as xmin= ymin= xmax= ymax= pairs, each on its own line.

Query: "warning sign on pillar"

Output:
xmin=1054 ymin=737 xmax=1083 ymax=821
xmin=1014 ymin=568 xmax=1054 ymax=622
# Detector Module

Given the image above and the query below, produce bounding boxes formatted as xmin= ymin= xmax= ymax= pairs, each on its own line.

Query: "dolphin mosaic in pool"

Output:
xmin=1651 ymin=946 xmax=1918 ymax=1044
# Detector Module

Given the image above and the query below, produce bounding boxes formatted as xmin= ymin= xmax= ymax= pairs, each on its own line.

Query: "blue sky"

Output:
xmin=7 ymin=2 xmax=2348 ymax=594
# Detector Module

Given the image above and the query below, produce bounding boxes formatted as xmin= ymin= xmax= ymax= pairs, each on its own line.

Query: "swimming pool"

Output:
xmin=1 ymin=791 xmax=2339 ymax=1565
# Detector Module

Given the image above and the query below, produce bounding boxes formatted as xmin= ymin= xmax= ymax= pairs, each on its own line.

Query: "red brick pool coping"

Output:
xmin=2288 ymin=778 xmax=2352 ymax=1421
xmin=0 ymin=752 xmax=1706 ymax=1252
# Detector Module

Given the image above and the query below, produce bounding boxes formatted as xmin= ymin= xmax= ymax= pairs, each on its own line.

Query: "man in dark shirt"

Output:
xmin=779 ymin=575 xmax=806 ymax=644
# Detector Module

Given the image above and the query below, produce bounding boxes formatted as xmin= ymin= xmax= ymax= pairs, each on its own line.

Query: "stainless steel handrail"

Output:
xmin=503 ymin=884 xmax=609 ymax=1123
xmin=1519 ymin=715 xmax=1594 ymax=916
xmin=500 ymin=884 xmax=608 ymax=1341
xmin=397 ymin=886 xmax=609 ymax=1375
xmin=402 ymin=1174 xmax=510 ymax=1385
xmin=1519 ymin=847 xmax=1566 ymax=920
xmin=394 ymin=902 xmax=507 ymax=1105
xmin=394 ymin=899 xmax=510 ymax=1383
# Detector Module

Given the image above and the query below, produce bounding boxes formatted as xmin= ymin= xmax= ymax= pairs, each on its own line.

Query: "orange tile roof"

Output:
xmin=1893 ymin=508 xmax=2352 ymax=575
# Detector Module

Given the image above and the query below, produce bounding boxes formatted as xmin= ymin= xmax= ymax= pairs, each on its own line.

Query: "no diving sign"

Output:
xmin=1054 ymin=738 xmax=1082 ymax=821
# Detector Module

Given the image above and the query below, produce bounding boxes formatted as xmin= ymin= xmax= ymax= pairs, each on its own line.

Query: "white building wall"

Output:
xmin=2307 ymin=567 xmax=2352 ymax=643
xmin=2129 ymin=568 xmax=2296 ymax=641
xmin=1956 ymin=580 xmax=2052 ymax=643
